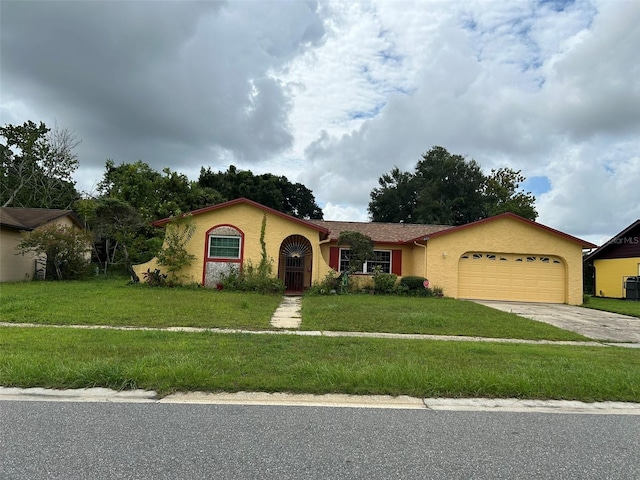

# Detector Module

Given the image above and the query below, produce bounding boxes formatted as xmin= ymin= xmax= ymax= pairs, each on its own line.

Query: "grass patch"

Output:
xmin=301 ymin=295 xmax=590 ymax=341
xmin=1 ymin=327 xmax=638 ymax=401
xmin=584 ymin=296 xmax=640 ymax=318
xmin=0 ymin=278 xmax=281 ymax=329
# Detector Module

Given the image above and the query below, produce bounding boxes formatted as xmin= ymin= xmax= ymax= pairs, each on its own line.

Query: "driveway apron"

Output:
xmin=473 ymin=301 xmax=640 ymax=344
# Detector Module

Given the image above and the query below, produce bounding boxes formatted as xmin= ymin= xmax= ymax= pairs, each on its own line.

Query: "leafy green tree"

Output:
xmin=369 ymin=146 xmax=537 ymax=225
xmin=337 ymin=231 xmax=375 ymax=274
xmin=17 ymin=223 xmax=91 ymax=280
xmin=86 ymin=198 xmax=147 ymax=280
xmin=198 ymin=165 xmax=323 ymax=219
xmin=483 ymin=168 xmax=537 ymax=220
xmin=98 ymin=160 xmax=223 ymax=221
xmin=1 ymin=121 xmax=80 ymax=208
xmin=156 ymin=215 xmax=197 ymax=284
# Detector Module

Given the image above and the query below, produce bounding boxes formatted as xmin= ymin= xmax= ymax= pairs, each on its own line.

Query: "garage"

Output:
xmin=458 ymin=252 xmax=566 ymax=303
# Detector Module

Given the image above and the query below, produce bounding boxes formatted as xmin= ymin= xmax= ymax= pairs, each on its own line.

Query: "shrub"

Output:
xmin=306 ymin=270 xmax=341 ymax=295
xmin=373 ymin=273 xmax=397 ymax=294
xmin=218 ymin=260 xmax=285 ymax=294
xmin=400 ymin=276 xmax=427 ymax=291
xmin=143 ymin=268 xmax=168 ymax=287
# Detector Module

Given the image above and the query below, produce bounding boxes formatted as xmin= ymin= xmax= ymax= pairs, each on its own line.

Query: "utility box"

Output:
xmin=625 ymin=277 xmax=639 ymax=301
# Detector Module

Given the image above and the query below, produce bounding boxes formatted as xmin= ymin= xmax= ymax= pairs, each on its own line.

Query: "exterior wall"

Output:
xmin=593 ymin=257 xmax=640 ymax=298
xmin=0 ymin=227 xmax=40 ymax=281
xmin=134 ymin=203 xmax=325 ymax=286
xmin=424 ymin=217 xmax=586 ymax=305
xmin=0 ymin=216 xmax=80 ymax=282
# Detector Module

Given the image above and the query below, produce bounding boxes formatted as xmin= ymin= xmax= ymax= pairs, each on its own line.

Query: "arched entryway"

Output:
xmin=278 ymin=235 xmax=312 ymax=293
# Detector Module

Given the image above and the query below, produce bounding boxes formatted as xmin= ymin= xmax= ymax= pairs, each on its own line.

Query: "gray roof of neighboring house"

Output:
xmin=0 ymin=207 xmax=82 ymax=231
xmin=307 ymin=219 xmax=453 ymax=244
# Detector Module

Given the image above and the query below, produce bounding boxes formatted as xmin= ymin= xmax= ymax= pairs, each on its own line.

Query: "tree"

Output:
xmin=368 ymin=146 xmax=537 ymax=225
xmin=98 ymin=160 xmax=223 ymax=221
xmin=1 ymin=121 xmax=80 ymax=209
xmin=17 ymin=223 xmax=92 ymax=280
xmin=198 ymin=165 xmax=323 ymax=219
xmin=87 ymin=197 xmax=146 ymax=280
xmin=337 ymin=231 xmax=375 ymax=274
xmin=483 ymin=168 xmax=537 ymax=220
xmin=156 ymin=215 xmax=197 ymax=284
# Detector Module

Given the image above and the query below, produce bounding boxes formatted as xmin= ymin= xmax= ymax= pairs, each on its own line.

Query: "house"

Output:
xmin=585 ymin=220 xmax=640 ymax=298
xmin=133 ymin=198 xmax=596 ymax=305
xmin=0 ymin=207 xmax=84 ymax=282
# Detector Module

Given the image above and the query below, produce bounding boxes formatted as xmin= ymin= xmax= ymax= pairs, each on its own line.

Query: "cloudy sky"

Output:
xmin=1 ymin=0 xmax=639 ymax=244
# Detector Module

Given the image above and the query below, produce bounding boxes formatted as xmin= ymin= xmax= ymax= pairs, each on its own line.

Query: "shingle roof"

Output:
xmin=0 ymin=207 xmax=81 ymax=231
xmin=307 ymin=220 xmax=453 ymax=244
xmin=585 ymin=219 xmax=640 ymax=261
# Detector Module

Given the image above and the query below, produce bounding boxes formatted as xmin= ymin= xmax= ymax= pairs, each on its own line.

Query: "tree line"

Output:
xmin=2 ymin=120 xmax=537 ymax=278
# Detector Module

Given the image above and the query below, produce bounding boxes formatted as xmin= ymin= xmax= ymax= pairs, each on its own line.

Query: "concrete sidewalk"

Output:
xmin=0 ymin=321 xmax=611 ymax=347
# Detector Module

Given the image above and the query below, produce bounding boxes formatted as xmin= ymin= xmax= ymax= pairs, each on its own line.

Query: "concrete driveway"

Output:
xmin=473 ymin=301 xmax=640 ymax=345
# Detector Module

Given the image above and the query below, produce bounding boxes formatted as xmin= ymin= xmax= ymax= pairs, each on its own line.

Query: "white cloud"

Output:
xmin=2 ymin=0 xmax=638 ymax=242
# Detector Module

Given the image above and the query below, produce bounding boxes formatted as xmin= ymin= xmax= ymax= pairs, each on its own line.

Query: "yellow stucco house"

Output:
xmin=0 ymin=207 xmax=84 ymax=282
xmin=134 ymin=198 xmax=596 ymax=305
xmin=585 ymin=220 xmax=640 ymax=299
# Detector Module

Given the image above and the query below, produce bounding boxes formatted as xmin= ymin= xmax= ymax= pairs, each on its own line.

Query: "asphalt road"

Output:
xmin=1 ymin=401 xmax=638 ymax=479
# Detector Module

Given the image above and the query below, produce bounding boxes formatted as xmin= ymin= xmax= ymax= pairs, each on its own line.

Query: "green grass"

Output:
xmin=0 ymin=278 xmax=282 ymax=329
xmin=301 ymin=295 xmax=590 ymax=341
xmin=584 ymin=296 xmax=640 ymax=318
xmin=1 ymin=327 xmax=638 ymax=401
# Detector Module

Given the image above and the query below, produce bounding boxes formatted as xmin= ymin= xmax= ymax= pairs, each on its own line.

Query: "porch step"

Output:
xmin=270 ymin=296 xmax=302 ymax=329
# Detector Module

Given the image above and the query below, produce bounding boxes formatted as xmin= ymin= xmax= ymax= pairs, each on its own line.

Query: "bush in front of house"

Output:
xmin=218 ymin=260 xmax=285 ymax=294
xmin=397 ymin=275 xmax=433 ymax=297
xmin=373 ymin=273 xmax=397 ymax=294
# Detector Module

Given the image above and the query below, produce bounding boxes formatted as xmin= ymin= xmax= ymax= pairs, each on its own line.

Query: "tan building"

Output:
xmin=0 ymin=207 xmax=84 ymax=282
xmin=134 ymin=198 xmax=596 ymax=305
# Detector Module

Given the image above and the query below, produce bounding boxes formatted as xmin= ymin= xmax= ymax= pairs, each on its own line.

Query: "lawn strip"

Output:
xmin=583 ymin=297 xmax=640 ymax=318
xmin=1 ymin=327 xmax=638 ymax=401
xmin=301 ymin=295 xmax=590 ymax=341
xmin=0 ymin=279 xmax=281 ymax=329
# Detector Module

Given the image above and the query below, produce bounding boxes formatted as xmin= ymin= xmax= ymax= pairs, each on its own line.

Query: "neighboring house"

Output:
xmin=134 ymin=198 xmax=596 ymax=305
xmin=0 ymin=207 xmax=84 ymax=282
xmin=585 ymin=220 xmax=640 ymax=298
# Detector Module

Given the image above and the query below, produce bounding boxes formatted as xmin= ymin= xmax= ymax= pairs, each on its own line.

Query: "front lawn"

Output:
xmin=301 ymin=295 xmax=590 ymax=341
xmin=1 ymin=327 xmax=638 ymax=401
xmin=0 ymin=278 xmax=281 ymax=330
xmin=584 ymin=296 xmax=640 ymax=318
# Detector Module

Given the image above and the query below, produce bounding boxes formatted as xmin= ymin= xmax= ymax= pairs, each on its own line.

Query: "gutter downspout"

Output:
xmin=414 ymin=239 xmax=428 ymax=279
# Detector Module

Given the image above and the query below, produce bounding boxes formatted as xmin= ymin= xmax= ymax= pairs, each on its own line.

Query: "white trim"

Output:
xmin=339 ymin=248 xmax=392 ymax=274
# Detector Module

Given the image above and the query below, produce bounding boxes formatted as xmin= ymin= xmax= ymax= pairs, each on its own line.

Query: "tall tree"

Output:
xmin=198 ymin=165 xmax=323 ymax=219
xmin=369 ymin=146 xmax=537 ymax=225
xmin=98 ymin=160 xmax=222 ymax=221
xmin=483 ymin=168 xmax=537 ymax=220
xmin=1 ymin=121 xmax=80 ymax=208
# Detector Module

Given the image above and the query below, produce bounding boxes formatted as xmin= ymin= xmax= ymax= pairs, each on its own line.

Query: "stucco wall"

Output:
xmin=0 ymin=216 xmax=80 ymax=282
xmin=425 ymin=217 xmax=586 ymax=305
xmin=135 ymin=203 xmax=326 ymax=286
xmin=593 ymin=257 xmax=640 ymax=298
xmin=0 ymin=227 xmax=40 ymax=281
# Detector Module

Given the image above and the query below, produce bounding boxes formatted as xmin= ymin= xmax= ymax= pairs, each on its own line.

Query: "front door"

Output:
xmin=279 ymin=235 xmax=312 ymax=292
xmin=284 ymin=256 xmax=305 ymax=291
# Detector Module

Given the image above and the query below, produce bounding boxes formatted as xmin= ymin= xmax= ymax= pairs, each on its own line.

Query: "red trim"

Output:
xmin=391 ymin=250 xmax=402 ymax=275
xmin=151 ymin=197 xmax=330 ymax=235
xmin=425 ymin=212 xmax=597 ymax=249
xmin=201 ymin=224 xmax=245 ymax=285
xmin=329 ymin=247 xmax=339 ymax=271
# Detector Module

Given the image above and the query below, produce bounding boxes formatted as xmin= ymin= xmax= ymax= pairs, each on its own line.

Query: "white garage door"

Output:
xmin=458 ymin=252 xmax=566 ymax=303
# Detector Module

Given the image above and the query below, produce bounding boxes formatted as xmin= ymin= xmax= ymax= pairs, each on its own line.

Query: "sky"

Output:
xmin=1 ymin=0 xmax=639 ymax=245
